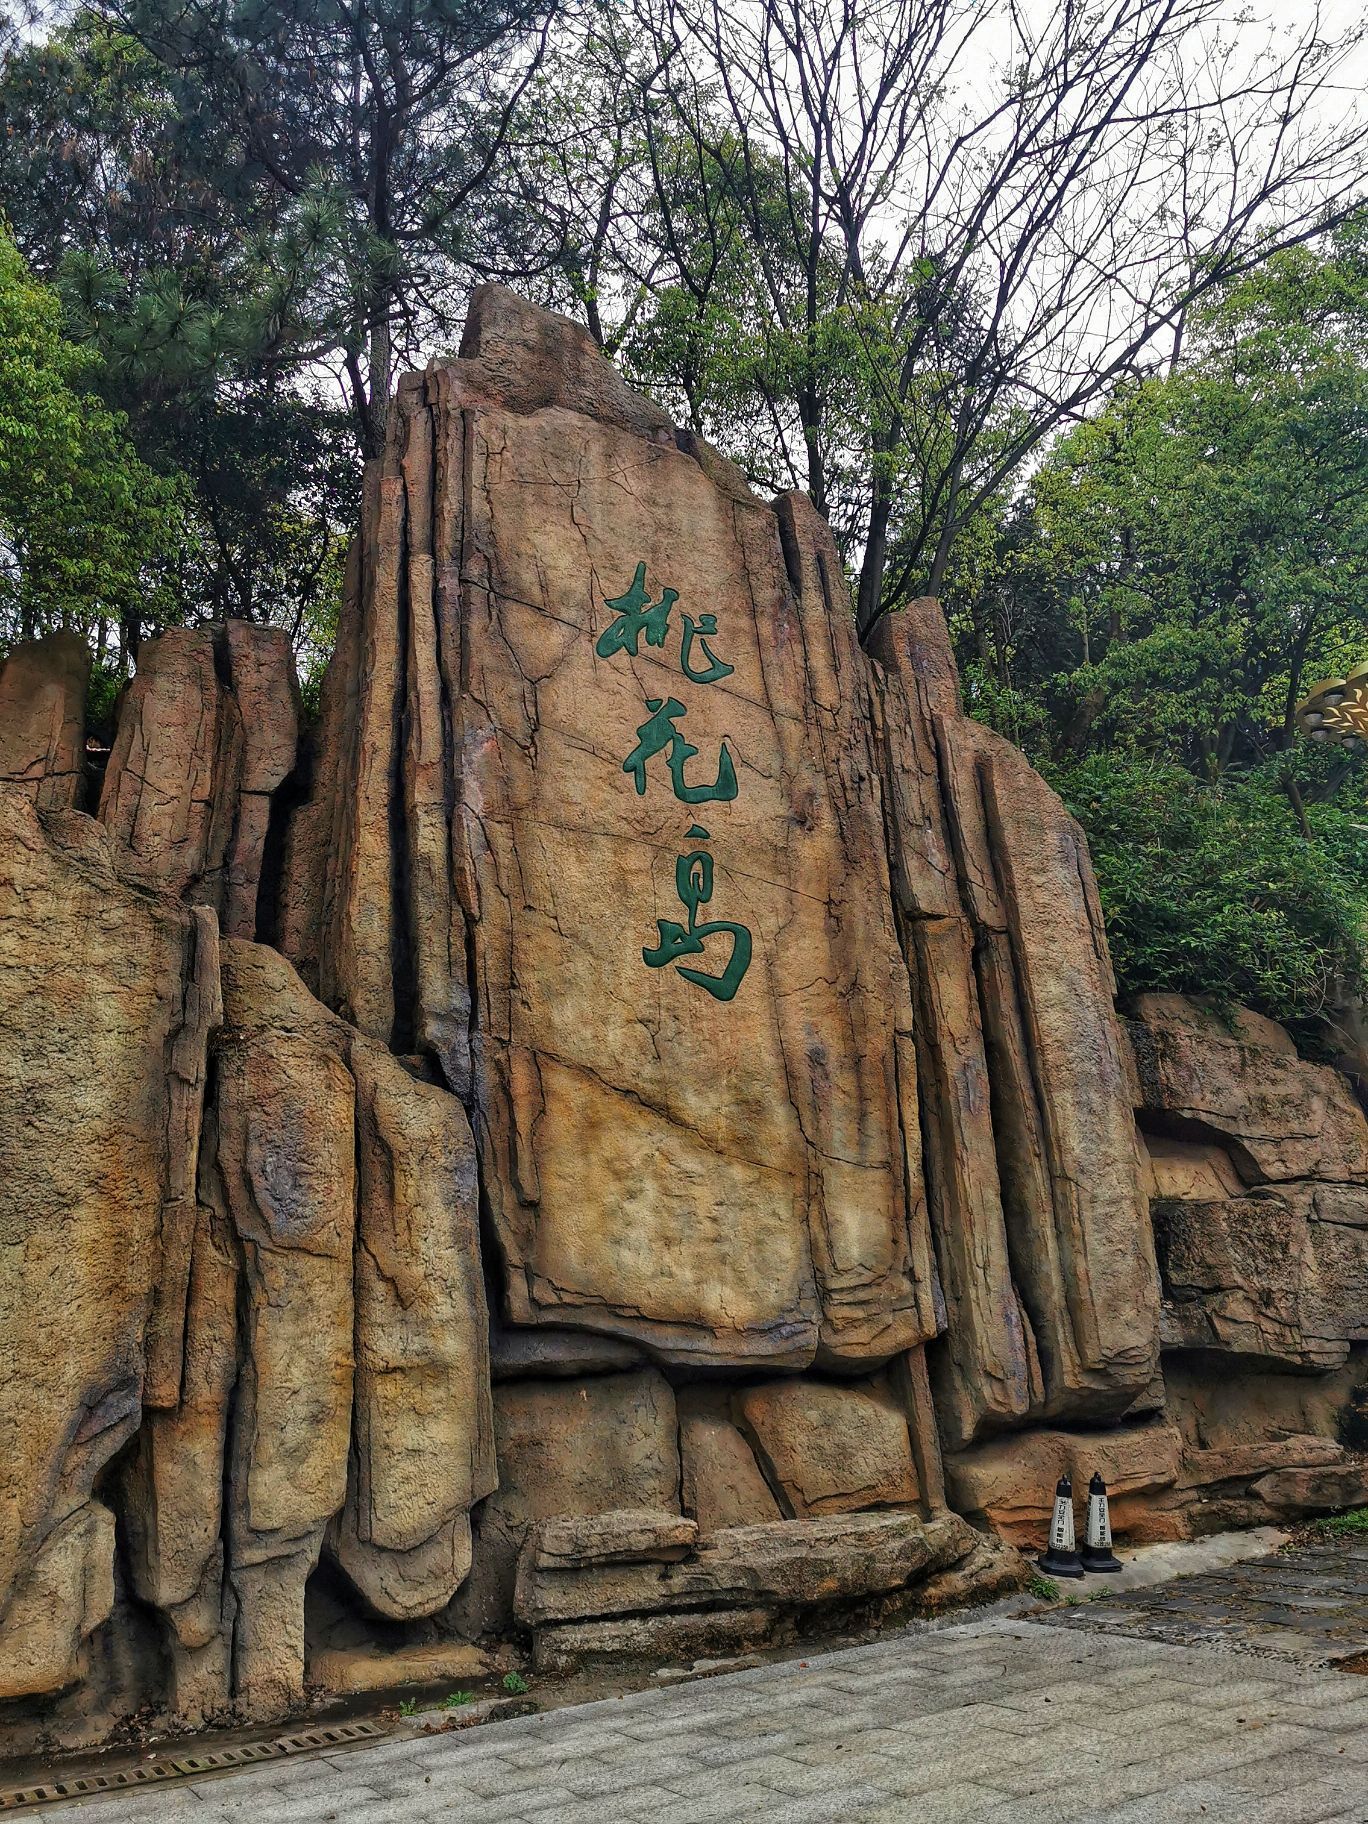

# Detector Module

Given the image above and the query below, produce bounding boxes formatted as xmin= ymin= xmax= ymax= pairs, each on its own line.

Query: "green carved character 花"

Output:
xmin=621 ymin=696 xmax=737 ymax=804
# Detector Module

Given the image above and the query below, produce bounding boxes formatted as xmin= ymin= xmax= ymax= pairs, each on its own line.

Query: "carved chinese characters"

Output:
xmin=596 ymin=563 xmax=751 ymax=1003
xmin=422 ymin=289 xmax=939 ymax=1368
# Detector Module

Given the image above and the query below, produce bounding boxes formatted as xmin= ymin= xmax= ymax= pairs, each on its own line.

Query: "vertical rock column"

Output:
xmin=122 ymin=942 xmax=495 ymax=1722
xmin=98 ymin=621 xmax=300 ymax=936
xmin=0 ymin=795 xmax=218 ymax=1702
xmin=870 ymin=601 xmax=1161 ymax=1449
xmin=282 ymin=285 xmax=943 ymax=1372
xmin=0 ymin=631 xmax=90 ymax=809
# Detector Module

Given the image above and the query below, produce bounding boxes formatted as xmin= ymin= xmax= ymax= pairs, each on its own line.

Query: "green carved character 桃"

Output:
xmin=595 ymin=562 xmax=734 ymax=684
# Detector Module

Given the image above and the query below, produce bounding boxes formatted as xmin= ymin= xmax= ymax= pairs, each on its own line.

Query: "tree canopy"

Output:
xmin=954 ymin=221 xmax=1368 ymax=1026
xmin=0 ymin=218 xmax=184 ymax=654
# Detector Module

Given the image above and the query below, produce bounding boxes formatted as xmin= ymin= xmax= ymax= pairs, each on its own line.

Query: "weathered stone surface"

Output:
xmin=529 ymin=1511 xmax=698 ymax=1569
xmin=309 ymin=1641 xmax=496 ymax=1695
xmin=532 ymin=1609 xmax=785 ymax=1676
xmin=1177 ymin=1436 xmax=1347 ymax=1490
xmin=121 ymin=1202 xmax=239 ymax=1720
xmin=98 ymin=623 xmax=300 ymax=935
xmin=490 ymin=1320 xmax=646 ymax=1381
xmin=0 ymin=1504 xmax=116 ymax=1700
xmin=1144 ymin=1135 xmax=1246 ymax=1202
xmin=336 ymin=1039 xmax=496 ymax=1621
xmin=118 ymin=940 xmax=493 ymax=1719
xmin=1129 ymin=993 xmax=1368 ymax=1184
xmin=945 ymin=1424 xmax=1184 ymax=1543
xmin=221 ymin=622 xmax=301 ymax=938
xmin=448 ymin=1370 xmax=681 ymax=1640
xmin=904 ymin=1533 xmax=1030 ymax=1618
xmin=0 ymin=792 xmax=217 ymax=1697
xmin=285 ymin=287 xmax=940 ymax=1367
xmin=1133 ymin=1000 xmax=1368 ymax=1381
xmin=1155 ymin=1192 xmax=1360 ymax=1371
xmin=211 ymin=944 xmax=357 ymax=1717
xmin=870 ymin=601 xmax=1160 ymax=1449
xmin=11 ymin=286 xmax=1368 ymax=1742
xmin=98 ymin=627 xmax=239 ymax=900
xmin=516 ymin=1510 xmax=976 ymax=1627
xmin=734 ymin=1377 xmax=919 ymax=1517
xmin=1249 ymin=1463 xmax=1368 ymax=1513
xmin=678 ymin=1384 xmax=783 ymax=1536
xmin=0 ymin=631 xmax=89 ymax=809
xmin=1162 ymin=1352 xmax=1368 ymax=1455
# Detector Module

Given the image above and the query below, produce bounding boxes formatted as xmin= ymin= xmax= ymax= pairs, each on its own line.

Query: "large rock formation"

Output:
xmin=0 ymin=288 xmax=1363 ymax=1752
xmin=870 ymin=602 xmax=1160 ymax=1448
xmin=0 ymin=793 xmax=217 ymax=1704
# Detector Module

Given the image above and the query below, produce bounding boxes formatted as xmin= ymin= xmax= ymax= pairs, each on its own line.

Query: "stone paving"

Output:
xmin=1040 ymin=1534 xmax=1368 ymax=1665
xmin=28 ymin=1582 xmax=1368 ymax=1824
xmin=17 ymin=1539 xmax=1368 ymax=1823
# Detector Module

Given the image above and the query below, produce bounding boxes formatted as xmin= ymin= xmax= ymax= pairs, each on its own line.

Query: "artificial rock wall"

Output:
xmin=1 ymin=288 xmax=1364 ymax=1752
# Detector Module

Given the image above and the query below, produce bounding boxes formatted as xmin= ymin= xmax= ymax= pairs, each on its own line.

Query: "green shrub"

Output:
xmin=1053 ymin=754 xmax=1368 ymax=1027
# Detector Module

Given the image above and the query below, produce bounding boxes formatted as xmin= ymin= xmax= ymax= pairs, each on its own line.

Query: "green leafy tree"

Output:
xmin=957 ymin=225 xmax=1368 ymax=1024
xmin=0 ymin=219 xmax=184 ymax=656
xmin=1057 ymin=754 xmax=1368 ymax=1027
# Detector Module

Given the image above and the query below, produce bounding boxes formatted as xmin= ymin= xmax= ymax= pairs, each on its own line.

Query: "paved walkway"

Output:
xmin=1041 ymin=1534 xmax=1368 ymax=1664
xmin=31 ymin=1606 xmax=1368 ymax=1824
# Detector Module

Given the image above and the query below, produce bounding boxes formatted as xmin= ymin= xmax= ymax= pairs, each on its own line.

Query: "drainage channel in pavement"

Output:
xmin=0 ymin=1721 xmax=387 ymax=1812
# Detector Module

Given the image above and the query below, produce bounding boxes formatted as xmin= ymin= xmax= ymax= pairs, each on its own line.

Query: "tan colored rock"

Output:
xmin=0 ymin=631 xmax=89 ymax=809
xmin=0 ymin=1504 xmax=115 ymax=1700
xmin=0 ymin=793 xmax=217 ymax=1692
xmin=1144 ymin=1135 xmax=1246 ymax=1202
xmin=678 ymin=1384 xmax=783 ymax=1535
xmin=448 ymin=1370 xmax=681 ymax=1639
xmin=221 ymin=622 xmax=301 ymax=938
xmin=98 ymin=623 xmax=299 ymax=936
xmin=121 ymin=1202 xmax=239 ymax=1720
xmin=734 ymin=1377 xmax=919 ymax=1517
xmin=945 ymin=1424 xmax=1183 ymax=1543
xmin=1250 ymin=1464 xmax=1368 ymax=1515
xmin=490 ymin=1321 xmax=646 ymax=1381
xmin=1162 ymin=1352 xmax=1368 ymax=1456
xmin=212 ymin=947 xmax=357 ymax=1717
xmin=285 ymin=288 xmax=940 ymax=1364
xmin=121 ymin=938 xmax=494 ymax=1719
xmin=528 ymin=1511 xmax=699 ymax=1568
xmin=99 ymin=627 xmax=239 ymax=900
xmin=1178 ymin=1436 xmax=1346 ymax=1490
xmin=516 ymin=1510 xmax=977 ymax=1628
xmin=335 ymin=1040 xmax=496 ymax=1621
xmin=277 ymin=539 xmax=361 ymax=999
xmin=1129 ymin=994 xmax=1368 ymax=1184
xmin=533 ymin=1609 xmax=786 ymax=1676
xmin=904 ymin=1533 xmax=1030 ymax=1618
xmin=309 ymin=1641 xmax=495 ymax=1696
xmin=870 ymin=601 xmax=1161 ymax=1448
xmin=1155 ymin=1193 xmax=1355 ymax=1371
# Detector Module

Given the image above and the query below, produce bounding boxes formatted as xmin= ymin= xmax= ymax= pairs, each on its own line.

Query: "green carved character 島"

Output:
xmin=643 ymin=835 xmax=752 ymax=1002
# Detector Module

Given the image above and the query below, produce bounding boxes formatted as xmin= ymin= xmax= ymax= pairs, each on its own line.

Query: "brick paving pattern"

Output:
xmin=27 ymin=1539 xmax=1368 ymax=1824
